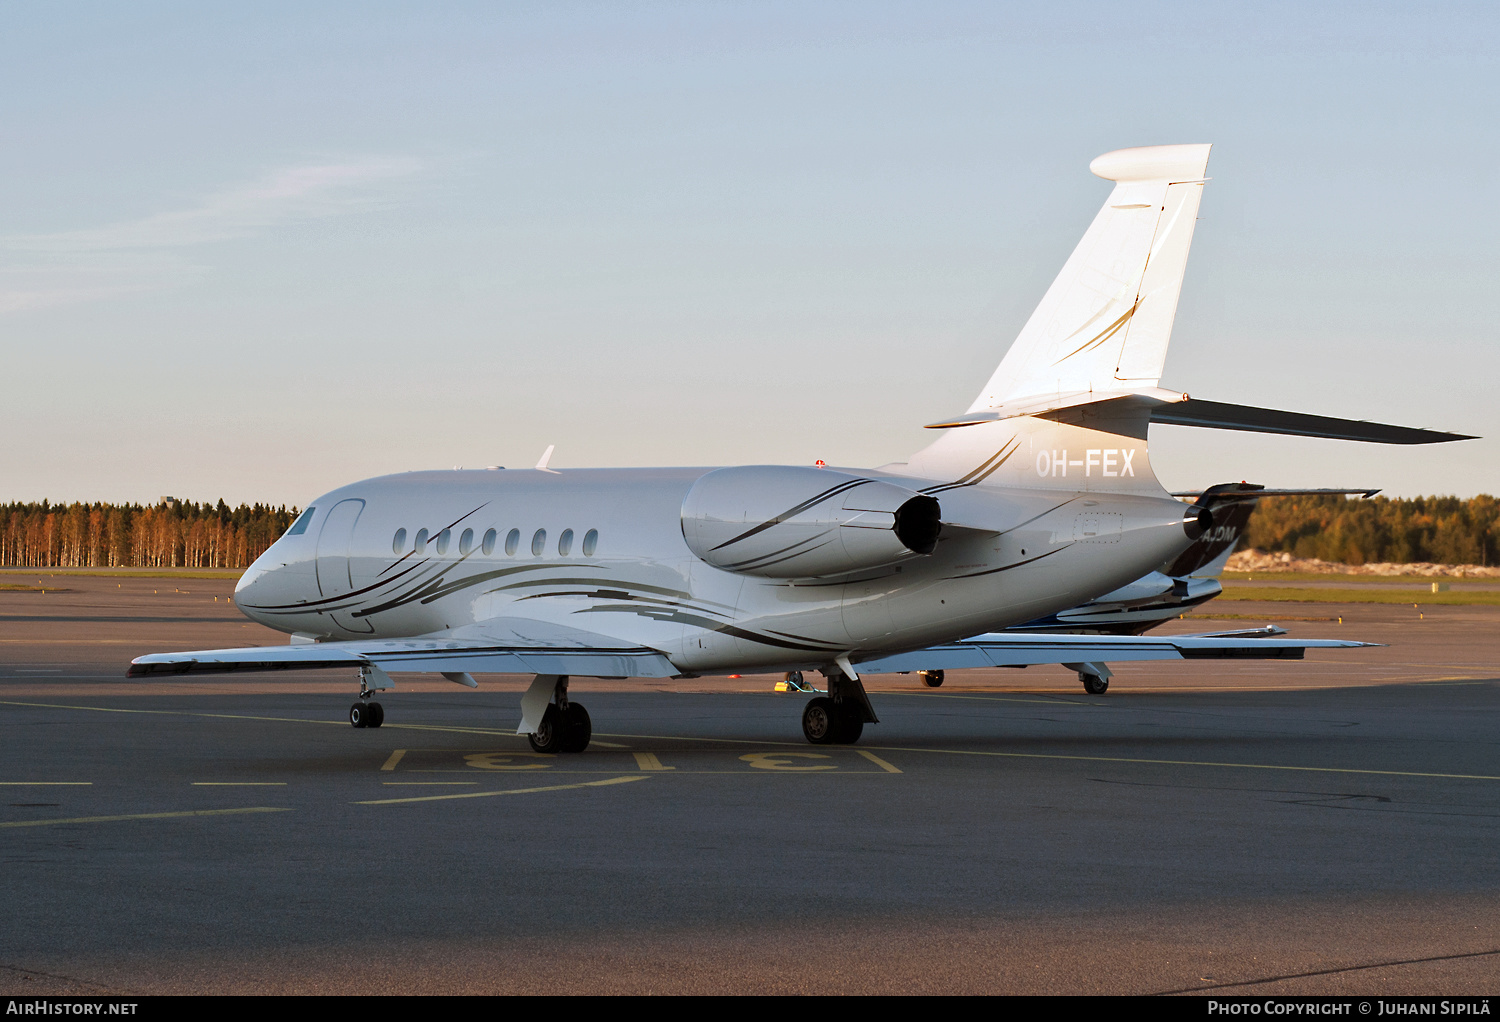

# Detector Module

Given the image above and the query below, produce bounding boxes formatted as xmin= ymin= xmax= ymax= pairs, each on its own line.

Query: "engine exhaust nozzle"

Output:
xmin=1182 ymin=504 xmax=1214 ymax=542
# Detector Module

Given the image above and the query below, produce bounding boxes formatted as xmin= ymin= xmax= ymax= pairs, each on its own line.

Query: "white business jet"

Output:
xmin=130 ymin=144 xmax=1471 ymax=751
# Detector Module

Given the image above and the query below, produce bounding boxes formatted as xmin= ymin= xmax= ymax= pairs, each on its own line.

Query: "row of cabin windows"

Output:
xmin=391 ymin=526 xmax=598 ymax=559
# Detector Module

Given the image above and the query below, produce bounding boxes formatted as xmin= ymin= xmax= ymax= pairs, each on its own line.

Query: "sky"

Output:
xmin=3 ymin=1 xmax=1497 ymax=506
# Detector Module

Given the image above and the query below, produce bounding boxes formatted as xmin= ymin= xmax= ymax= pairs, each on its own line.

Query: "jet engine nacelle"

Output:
xmin=681 ymin=466 xmax=941 ymax=579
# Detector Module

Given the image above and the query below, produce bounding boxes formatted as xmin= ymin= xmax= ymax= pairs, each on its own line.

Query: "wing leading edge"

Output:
xmin=128 ymin=637 xmax=679 ymax=679
xmin=856 ymin=629 xmax=1377 ymax=674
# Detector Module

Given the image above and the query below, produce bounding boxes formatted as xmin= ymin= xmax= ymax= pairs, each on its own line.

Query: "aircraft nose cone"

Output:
xmin=234 ymin=566 xmax=263 ymax=598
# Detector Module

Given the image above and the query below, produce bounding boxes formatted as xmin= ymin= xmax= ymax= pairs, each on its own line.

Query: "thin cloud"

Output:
xmin=0 ymin=157 xmax=420 ymax=312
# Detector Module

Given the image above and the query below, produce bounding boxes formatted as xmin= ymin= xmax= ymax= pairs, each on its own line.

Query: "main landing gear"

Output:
xmin=350 ymin=701 xmax=384 ymax=728
xmin=522 ymin=674 xmax=592 ymax=754
xmin=802 ymin=664 xmax=879 ymax=745
xmin=350 ymin=663 xmax=393 ymax=728
xmin=802 ymin=697 xmax=862 ymax=744
xmin=1067 ymin=661 xmax=1112 ymax=695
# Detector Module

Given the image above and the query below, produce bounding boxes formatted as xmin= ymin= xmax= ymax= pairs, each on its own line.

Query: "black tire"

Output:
xmin=349 ymin=703 xmax=368 ymax=728
xmin=920 ymin=670 xmax=944 ymax=688
xmin=560 ymin=703 xmax=591 ymax=753
xmin=368 ymin=702 xmax=385 ymax=728
xmin=1081 ymin=673 xmax=1109 ymax=695
xmin=836 ymin=713 xmax=864 ymax=744
xmin=802 ymin=697 xmax=838 ymax=744
xmin=527 ymin=704 xmax=567 ymax=754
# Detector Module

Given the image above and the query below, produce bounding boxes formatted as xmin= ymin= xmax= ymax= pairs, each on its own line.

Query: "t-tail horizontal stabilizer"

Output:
xmin=925 ymin=393 xmax=1473 ymax=445
xmin=1149 ymin=399 xmax=1475 ymax=445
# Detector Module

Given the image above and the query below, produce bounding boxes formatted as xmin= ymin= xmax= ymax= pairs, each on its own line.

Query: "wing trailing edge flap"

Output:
xmin=855 ymin=629 xmax=1378 ymax=674
xmin=127 ymin=616 xmax=679 ymax=679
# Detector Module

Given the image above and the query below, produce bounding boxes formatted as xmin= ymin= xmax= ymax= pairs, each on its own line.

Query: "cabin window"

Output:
xmin=392 ymin=528 xmax=407 ymax=554
xmin=459 ymin=528 xmax=474 ymax=555
xmin=286 ymin=507 xmax=316 ymax=536
xmin=582 ymin=529 xmax=598 ymax=557
xmin=482 ymin=528 xmax=497 ymax=555
xmin=558 ymin=529 xmax=574 ymax=556
xmin=415 ymin=528 xmax=429 ymax=552
xmin=436 ymin=528 xmax=451 ymax=555
xmin=505 ymin=528 xmax=520 ymax=556
xmin=531 ymin=529 xmax=547 ymax=556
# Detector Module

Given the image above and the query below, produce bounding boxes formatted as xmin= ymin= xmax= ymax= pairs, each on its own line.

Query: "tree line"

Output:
xmin=1242 ymin=493 xmax=1500 ymax=567
xmin=0 ymin=500 xmax=299 ymax=569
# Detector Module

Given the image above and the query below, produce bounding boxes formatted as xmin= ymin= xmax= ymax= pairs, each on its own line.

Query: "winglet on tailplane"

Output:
xmin=912 ymin=144 xmax=1473 ymax=472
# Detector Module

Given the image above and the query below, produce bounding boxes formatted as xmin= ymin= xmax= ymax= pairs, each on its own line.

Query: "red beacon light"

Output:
xmin=814 ymin=460 xmax=826 ymax=468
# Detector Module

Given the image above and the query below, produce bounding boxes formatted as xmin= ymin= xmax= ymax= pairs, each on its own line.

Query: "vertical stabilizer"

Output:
xmin=903 ymin=145 xmax=1211 ymax=494
xmin=969 ymin=144 xmax=1211 ymax=411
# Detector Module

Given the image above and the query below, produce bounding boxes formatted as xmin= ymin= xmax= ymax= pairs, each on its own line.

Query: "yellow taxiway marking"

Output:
xmin=463 ymin=752 xmax=552 ymax=770
xmin=389 ymin=769 xmax=896 ymax=775
xmin=632 ymin=752 xmax=674 ymax=771
xmin=854 ymin=744 xmax=1500 ymax=782
xmin=10 ymin=701 xmax=1490 ymax=783
xmin=882 ymin=692 xmax=1104 ymax=707
xmin=380 ymin=749 xmax=407 ymax=771
xmin=0 ymin=807 xmax=290 ymax=829
xmin=855 ymin=750 xmax=902 ymax=773
xmin=741 ymin=752 xmax=834 ymax=771
xmin=588 ymin=731 xmax=1500 ymax=782
xmin=190 ymin=782 xmax=286 ymax=786
xmin=0 ymin=700 xmax=528 ymax=738
xmin=0 ymin=782 xmax=92 ymax=786
xmin=382 ymin=782 xmax=478 ymax=786
xmin=356 ymin=775 xmax=649 ymax=805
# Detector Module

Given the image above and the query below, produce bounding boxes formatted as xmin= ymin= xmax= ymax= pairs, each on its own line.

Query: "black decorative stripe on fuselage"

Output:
xmin=943 ymin=545 xmax=1068 ymax=580
xmin=709 ymin=477 xmax=873 ymax=552
xmin=921 ymin=438 xmax=1021 ymax=495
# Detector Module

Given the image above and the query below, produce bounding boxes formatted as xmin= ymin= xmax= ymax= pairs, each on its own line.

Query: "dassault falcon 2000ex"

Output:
xmin=131 ymin=143 xmax=1472 ymax=752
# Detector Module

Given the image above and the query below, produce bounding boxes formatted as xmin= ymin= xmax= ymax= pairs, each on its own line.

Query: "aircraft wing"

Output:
xmin=127 ymin=616 xmax=680 ymax=679
xmin=855 ymin=628 xmax=1377 ymax=673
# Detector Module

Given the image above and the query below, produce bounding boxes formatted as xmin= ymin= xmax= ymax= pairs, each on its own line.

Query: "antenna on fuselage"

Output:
xmin=535 ymin=445 xmax=556 ymax=471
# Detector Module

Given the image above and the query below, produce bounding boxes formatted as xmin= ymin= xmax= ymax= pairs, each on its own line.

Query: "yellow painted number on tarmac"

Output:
xmin=739 ymin=753 xmax=835 ymax=771
xmin=463 ymin=752 xmax=552 ymax=771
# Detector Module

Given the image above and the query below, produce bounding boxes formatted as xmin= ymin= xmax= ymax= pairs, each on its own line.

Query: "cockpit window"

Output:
xmin=285 ymin=507 xmax=316 ymax=536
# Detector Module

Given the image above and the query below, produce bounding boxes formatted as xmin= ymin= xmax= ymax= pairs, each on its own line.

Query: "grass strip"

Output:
xmin=1218 ymin=586 xmax=1500 ymax=605
xmin=1223 ymin=571 xmax=1494 ymax=584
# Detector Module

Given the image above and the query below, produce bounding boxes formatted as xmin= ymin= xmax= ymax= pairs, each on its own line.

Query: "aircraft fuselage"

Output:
xmin=234 ymin=466 xmax=1197 ymax=675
